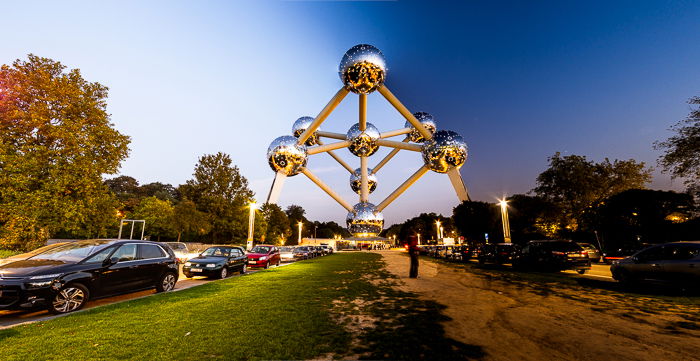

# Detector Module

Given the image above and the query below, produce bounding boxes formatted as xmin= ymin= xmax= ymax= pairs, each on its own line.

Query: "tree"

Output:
xmin=105 ymin=176 xmax=142 ymax=212
xmin=261 ymin=203 xmax=290 ymax=244
xmin=533 ymin=152 xmax=651 ymax=231
xmin=506 ymin=194 xmax=561 ymax=241
xmin=452 ymin=201 xmax=500 ymax=243
xmin=588 ymin=189 xmax=695 ymax=251
xmin=130 ymin=197 xmax=176 ymax=241
xmin=657 ymin=96 xmax=700 ymax=190
xmin=0 ymin=55 xmax=130 ymax=250
xmin=178 ymin=152 xmax=254 ymax=243
xmin=285 ymin=204 xmax=308 ymax=245
xmin=171 ymin=199 xmax=211 ymax=242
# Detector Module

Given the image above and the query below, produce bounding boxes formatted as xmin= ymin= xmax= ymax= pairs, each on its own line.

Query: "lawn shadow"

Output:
xmin=0 ymin=327 xmax=18 ymax=342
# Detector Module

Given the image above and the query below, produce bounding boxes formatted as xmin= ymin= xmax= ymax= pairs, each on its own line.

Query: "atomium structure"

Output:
xmin=266 ymin=44 xmax=470 ymax=238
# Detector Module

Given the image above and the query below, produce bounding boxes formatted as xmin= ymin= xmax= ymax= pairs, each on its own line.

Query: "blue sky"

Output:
xmin=2 ymin=0 xmax=699 ymax=226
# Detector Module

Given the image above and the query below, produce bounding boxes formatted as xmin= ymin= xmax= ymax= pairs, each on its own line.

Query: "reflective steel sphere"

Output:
xmin=349 ymin=168 xmax=377 ymax=194
xmin=346 ymin=122 xmax=380 ymax=157
xmin=346 ymin=202 xmax=384 ymax=237
xmin=291 ymin=116 xmax=320 ymax=146
xmin=267 ymin=136 xmax=308 ymax=176
xmin=405 ymin=112 xmax=437 ymax=143
xmin=421 ymin=130 xmax=468 ymax=173
xmin=339 ymin=44 xmax=387 ymax=94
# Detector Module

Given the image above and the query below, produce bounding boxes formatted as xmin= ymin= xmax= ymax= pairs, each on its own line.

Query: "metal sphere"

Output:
xmin=346 ymin=122 xmax=380 ymax=157
xmin=267 ymin=136 xmax=308 ymax=176
xmin=291 ymin=116 xmax=320 ymax=146
xmin=349 ymin=168 xmax=377 ymax=194
xmin=421 ymin=130 xmax=468 ymax=173
xmin=346 ymin=202 xmax=384 ymax=237
xmin=338 ymin=44 xmax=387 ymax=94
xmin=405 ymin=112 xmax=437 ymax=143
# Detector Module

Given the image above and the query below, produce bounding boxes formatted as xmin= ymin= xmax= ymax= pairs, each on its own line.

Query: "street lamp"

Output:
xmin=247 ymin=202 xmax=258 ymax=250
xmin=417 ymin=233 xmax=421 ymax=245
xmin=499 ymin=198 xmax=511 ymax=242
xmin=440 ymin=226 xmax=444 ymax=239
xmin=297 ymin=221 xmax=303 ymax=245
xmin=435 ymin=220 xmax=441 ymax=241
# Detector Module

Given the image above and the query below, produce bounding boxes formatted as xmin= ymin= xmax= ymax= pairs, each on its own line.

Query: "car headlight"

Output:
xmin=206 ymin=263 xmax=217 ymax=268
xmin=27 ymin=280 xmax=54 ymax=288
xmin=259 ymin=256 xmax=268 ymax=261
xmin=184 ymin=262 xmax=192 ymax=267
xmin=29 ymin=273 xmax=62 ymax=280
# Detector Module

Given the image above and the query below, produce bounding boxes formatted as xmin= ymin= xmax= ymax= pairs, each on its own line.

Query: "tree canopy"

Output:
xmin=533 ymin=152 xmax=651 ymax=231
xmin=0 ymin=55 xmax=130 ymax=250
xmin=657 ymin=96 xmax=700 ymax=190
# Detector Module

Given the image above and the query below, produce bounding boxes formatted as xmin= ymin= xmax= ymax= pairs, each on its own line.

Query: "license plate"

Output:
xmin=568 ymin=254 xmax=580 ymax=258
xmin=249 ymin=261 xmax=256 ymax=264
xmin=191 ymin=268 xmax=202 ymax=272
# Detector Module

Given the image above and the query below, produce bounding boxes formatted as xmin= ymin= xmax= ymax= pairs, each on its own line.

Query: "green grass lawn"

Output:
xmin=0 ymin=249 xmax=21 ymax=259
xmin=0 ymin=253 xmax=481 ymax=360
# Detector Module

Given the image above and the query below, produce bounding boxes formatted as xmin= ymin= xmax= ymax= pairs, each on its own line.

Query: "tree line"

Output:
xmin=3 ymin=54 xmax=700 ymax=251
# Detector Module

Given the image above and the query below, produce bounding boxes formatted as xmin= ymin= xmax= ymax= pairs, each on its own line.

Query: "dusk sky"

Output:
xmin=3 ymin=0 xmax=700 ymax=226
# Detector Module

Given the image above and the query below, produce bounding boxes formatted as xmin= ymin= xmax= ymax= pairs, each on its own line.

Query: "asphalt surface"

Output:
xmin=0 ymin=262 xmax=292 ymax=330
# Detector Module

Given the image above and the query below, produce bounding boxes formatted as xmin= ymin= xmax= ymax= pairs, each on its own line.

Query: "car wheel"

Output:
xmin=49 ymin=283 xmax=89 ymax=314
xmin=615 ymin=269 xmax=635 ymax=285
xmin=264 ymin=261 xmax=270 ymax=269
xmin=184 ymin=272 xmax=192 ymax=279
xmin=576 ymin=269 xmax=586 ymax=275
xmin=241 ymin=263 xmax=247 ymax=274
xmin=276 ymin=259 xmax=281 ymax=267
xmin=156 ymin=272 xmax=177 ymax=292
xmin=219 ymin=267 xmax=228 ymax=279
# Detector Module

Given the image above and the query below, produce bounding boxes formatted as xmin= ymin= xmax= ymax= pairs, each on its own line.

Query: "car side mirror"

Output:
xmin=104 ymin=256 xmax=119 ymax=266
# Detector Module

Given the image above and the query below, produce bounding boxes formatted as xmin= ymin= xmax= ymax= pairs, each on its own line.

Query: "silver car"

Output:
xmin=610 ymin=241 xmax=700 ymax=286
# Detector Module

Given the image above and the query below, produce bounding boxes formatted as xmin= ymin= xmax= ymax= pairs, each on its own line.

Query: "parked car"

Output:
xmin=247 ymin=245 xmax=281 ymax=269
xmin=163 ymin=242 xmax=199 ymax=264
xmin=0 ymin=242 xmax=68 ymax=266
xmin=610 ymin=241 xmax=700 ymax=286
xmin=279 ymin=246 xmax=298 ymax=262
xmin=577 ymin=243 xmax=601 ymax=263
xmin=183 ymin=246 xmax=247 ymax=279
xmin=602 ymin=248 xmax=641 ymax=264
xmin=320 ymin=245 xmax=334 ymax=255
xmin=513 ymin=240 xmax=591 ymax=274
xmin=478 ymin=243 xmax=521 ymax=265
xmin=294 ymin=246 xmax=312 ymax=260
xmin=0 ymin=239 xmax=178 ymax=314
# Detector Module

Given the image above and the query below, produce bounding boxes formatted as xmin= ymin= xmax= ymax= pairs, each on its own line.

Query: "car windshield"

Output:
xmin=250 ymin=246 xmax=271 ymax=254
xmin=165 ymin=243 xmax=187 ymax=251
xmin=28 ymin=240 xmax=111 ymax=262
xmin=280 ymin=247 xmax=293 ymax=252
xmin=545 ymin=242 xmax=582 ymax=252
xmin=201 ymin=247 xmax=230 ymax=257
xmin=295 ymin=247 xmax=307 ymax=252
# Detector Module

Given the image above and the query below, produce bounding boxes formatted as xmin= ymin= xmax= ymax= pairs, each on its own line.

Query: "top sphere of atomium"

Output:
xmin=405 ymin=112 xmax=437 ymax=143
xmin=291 ymin=116 xmax=320 ymax=146
xmin=346 ymin=202 xmax=384 ymax=237
xmin=421 ymin=130 xmax=468 ymax=173
xmin=267 ymin=136 xmax=308 ymax=176
xmin=346 ymin=122 xmax=380 ymax=157
xmin=339 ymin=44 xmax=387 ymax=94
xmin=350 ymin=168 xmax=377 ymax=194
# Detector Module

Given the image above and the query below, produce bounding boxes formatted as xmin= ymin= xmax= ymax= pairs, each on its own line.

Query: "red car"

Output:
xmin=246 ymin=245 xmax=281 ymax=269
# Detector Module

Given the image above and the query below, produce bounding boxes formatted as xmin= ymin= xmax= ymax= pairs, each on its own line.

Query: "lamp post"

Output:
xmin=247 ymin=202 xmax=257 ymax=250
xmin=499 ymin=198 xmax=511 ymax=242
xmin=297 ymin=221 xmax=303 ymax=245
xmin=435 ymin=220 xmax=441 ymax=241
xmin=417 ymin=233 xmax=421 ymax=245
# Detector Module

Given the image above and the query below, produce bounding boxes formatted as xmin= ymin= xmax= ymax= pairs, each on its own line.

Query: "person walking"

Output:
xmin=408 ymin=236 xmax=419 ymax=278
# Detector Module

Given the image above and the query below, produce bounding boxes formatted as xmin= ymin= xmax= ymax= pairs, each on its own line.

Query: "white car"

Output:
xmin=163 ymin=242 xmax=198 ymax=263
xmin=279 ymin=246 xmax=296 ymax=262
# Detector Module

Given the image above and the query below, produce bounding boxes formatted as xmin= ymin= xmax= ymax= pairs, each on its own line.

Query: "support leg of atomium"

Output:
xmin=297 ymin=87 xmax=349 ymax=145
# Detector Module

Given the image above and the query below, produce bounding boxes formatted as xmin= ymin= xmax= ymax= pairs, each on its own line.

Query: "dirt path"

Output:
xmin=378 ymin=250 xmax=700 ymax=361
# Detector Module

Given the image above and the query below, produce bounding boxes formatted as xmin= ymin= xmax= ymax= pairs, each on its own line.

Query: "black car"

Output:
xmin=478 ymin=243 xmax=521 ymax=265
xmin=293 ymin=246 xmax=312 ymax=260
xmin=513 ymin=240 xmax=591 ymax=273
xmin=183 ymin=246 xmax=247 ymax=279
xmin=610 ymin=241 xmax=700 ymax=286
xmin=0 ymin=239 xmax=179 ymax=314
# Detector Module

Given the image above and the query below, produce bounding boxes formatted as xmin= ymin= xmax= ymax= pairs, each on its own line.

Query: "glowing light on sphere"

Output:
xmin=346 ymin=202 xmax=384 ymax=237
xmin=405 ymin=112 xmax=437 ymax=143
xmin=291 ymin=116 xmax=320 ymax=146
xmin=267 ymin=136 xmax=308 ymax=176
xmin=339 ymin=44 xmax=387 ymax=94
xmin=421 ymin=130 xmax=468 ymax=173
xmin=349 ymin=168 xmax=377 ymax=194
xmin=346 ymin=122 xmax=380 ymax=157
